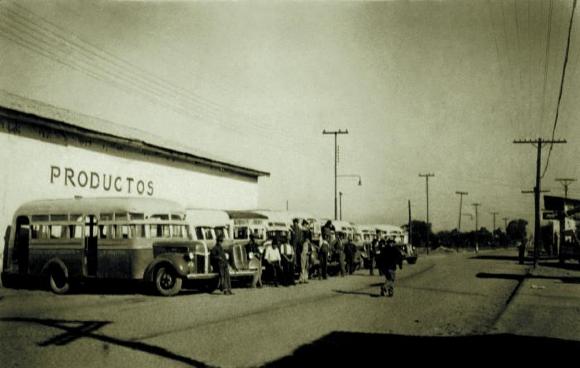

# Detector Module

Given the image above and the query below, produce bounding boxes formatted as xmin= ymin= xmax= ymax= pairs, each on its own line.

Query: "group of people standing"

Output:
xmin=254 ymin=218 xmax=315 ymax=287
xmin=212 ymin=219 xmax=404 ymax=298
xmin=246 ymin=219 xmax=364 ymax=288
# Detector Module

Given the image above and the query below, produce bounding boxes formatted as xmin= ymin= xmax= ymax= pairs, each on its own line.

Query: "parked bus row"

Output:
xmin=1 ymin=197 xmax=416 ymax=296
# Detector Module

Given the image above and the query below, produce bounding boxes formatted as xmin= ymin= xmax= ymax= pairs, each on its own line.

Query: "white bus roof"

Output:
xmin=330 ymin=220 xmax=355 ymax=232
xmin=15 ymin=197 xmax=185 ymax=216
xmin=185 ymin=208 xmax=232 ymax=227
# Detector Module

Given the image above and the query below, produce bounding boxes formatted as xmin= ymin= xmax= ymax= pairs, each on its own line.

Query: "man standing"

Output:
xmin=378 ymin=239 xmax=403 ymax=297
xmin=280 ymin=235 xmax=296 ymax=286
xmin=369 ymin=235 xmax=378 ymax=275
xmin=345 ymin=235 xmax=356 ymax=275
xmin=264 ymin=238 xmax=283 ymax=287
xmin=245 ymin=233 xmax=263 ymax=288
xmin=298 ymin=222 xmax=311 ymax=284
xmin=318 ymin=235 xmax=330 ymax=280
xmin=290 ymin=218 xmax=303 ymax=271
xmin=210 ymin=234 xmax=232 ymax=295
xmin=336 ymin=235 xmax=346 ymax=277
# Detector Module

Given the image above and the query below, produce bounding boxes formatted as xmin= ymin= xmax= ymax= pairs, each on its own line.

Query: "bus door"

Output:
xmin=84 ymin=215 xmax=98 ymax=277
xmin=14 ymin=216 xmax=30 ymax=274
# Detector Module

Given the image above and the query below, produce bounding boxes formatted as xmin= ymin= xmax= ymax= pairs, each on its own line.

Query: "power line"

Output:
xmin=542 ymin=0 xmax=577 ymax=178
xmin=2 ymin=3 xmax=313 ymax=152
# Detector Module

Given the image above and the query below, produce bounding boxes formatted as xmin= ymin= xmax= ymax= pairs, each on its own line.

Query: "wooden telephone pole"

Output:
xmin=515 ymin=138 xmax=566 ymax=267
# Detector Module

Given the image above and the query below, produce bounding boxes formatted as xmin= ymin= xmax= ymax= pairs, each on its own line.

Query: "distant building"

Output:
xmin=0 ymin=92 xmax=269 ymax=269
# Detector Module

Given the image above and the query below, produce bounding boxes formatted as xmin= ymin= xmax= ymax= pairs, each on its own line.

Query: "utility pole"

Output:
xmin=339 ymin=192 xmax=343 ymax=221
xmin=503 ymin=217 xmax=509 ymax=230
xmin=323 ymin=129 xmax=349 ymax=220
xmin=472 ymin=203 xmax=481 ymax=253
xmin=491 ymin=211 xmax=499 ymax=247
xmin=419 ymin=173 xmax=435 ymax=252
xmin=490 ymin=211 xmax=499 ymax=232
xmin=522 ymin=188 xmax=550 ymax=266
xmin=555 ymin=178 xmax=576 ymax=198
xmin=408 ymin=200 xmax=412 ymax=247
xmin=286 ymin=200 xmax=289 ymax=211
xmin=514 ymin=137 xmax=565 ymax=268
xmin=456 ymin=191 xmax=468 ymax=231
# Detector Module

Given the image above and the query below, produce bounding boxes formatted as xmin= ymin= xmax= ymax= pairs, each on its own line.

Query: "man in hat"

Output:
xmin=246 ymin=233 xmax=263 ymax=288
xmin=378 ymin=238 xmax=403 ymax=297
xmin=210 ymin=234 xmax=232 ymax=295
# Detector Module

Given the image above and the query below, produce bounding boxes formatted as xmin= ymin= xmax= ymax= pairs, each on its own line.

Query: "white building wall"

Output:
xmin=0 ymin=131 xmax=259 ymax=268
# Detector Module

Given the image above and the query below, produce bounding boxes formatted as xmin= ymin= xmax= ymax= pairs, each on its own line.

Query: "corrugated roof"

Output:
xmin=0 ymin=90 xmax=269 ymax=178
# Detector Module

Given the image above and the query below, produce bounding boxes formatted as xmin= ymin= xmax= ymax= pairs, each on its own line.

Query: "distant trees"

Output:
xmin=506 ymin=219 xmax=528 ymax=245
xmin=402 ymin=220 xmax=434 ymax=249
xmin=402 ymin=219 xmax=528 ymax=250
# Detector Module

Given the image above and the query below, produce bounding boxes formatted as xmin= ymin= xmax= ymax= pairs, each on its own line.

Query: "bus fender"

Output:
xmin=40 ymin=258 xmax=69 ymax=278
xmin=144 ymin=257 xmax=187 ymax=282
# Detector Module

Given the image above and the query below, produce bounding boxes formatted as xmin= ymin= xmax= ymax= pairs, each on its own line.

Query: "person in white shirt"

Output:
xmin=279 ymin=235 xmax=296 ymax=286
xmin=264 ymin=238 xmax=283 ymax=287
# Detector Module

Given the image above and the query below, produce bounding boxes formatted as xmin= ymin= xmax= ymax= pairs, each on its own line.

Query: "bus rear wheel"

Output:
xmin=154 ymin=266 xmax=182 ymax=296
xmin=49 ymin=266 xmax=70 ymax=294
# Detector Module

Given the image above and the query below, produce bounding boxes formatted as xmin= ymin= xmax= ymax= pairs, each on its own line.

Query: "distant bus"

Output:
xmin=1 ymin=197 xmax=254 ymax=296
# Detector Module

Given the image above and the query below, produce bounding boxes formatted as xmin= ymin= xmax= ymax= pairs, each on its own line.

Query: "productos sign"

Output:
xmin=50 ymin=165 xmax=154 ymax=196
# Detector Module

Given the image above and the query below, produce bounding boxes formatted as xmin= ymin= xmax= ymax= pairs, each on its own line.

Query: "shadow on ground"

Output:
xmin=0 ymin=277 xmax=213 ymax=297
xmin=470 ymin=254 xmax=521 ymax=262
xmin=477 ymin=272 xmax=580 ymax=284
xmin=0 ymin=317 xmax=215 ymax=368
xmin=539 ymin=261 xmax=580 ymax=272
xmin=263 ymin=331 xmax=580 ymax=366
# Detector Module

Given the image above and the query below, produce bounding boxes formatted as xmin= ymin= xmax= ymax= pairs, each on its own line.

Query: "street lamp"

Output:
xmin=337 ymin=175 xmax=362 ymax=221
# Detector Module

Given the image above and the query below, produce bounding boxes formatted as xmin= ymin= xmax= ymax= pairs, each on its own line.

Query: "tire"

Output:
xmin=154 ymin=266 xmax=182 ymax=296
xmin=49 ymin=266 xmax=70 ymax=294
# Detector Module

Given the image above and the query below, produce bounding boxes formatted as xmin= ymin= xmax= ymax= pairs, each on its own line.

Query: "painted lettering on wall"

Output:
xmin=50 ymin=166 xmax=154 ymax=196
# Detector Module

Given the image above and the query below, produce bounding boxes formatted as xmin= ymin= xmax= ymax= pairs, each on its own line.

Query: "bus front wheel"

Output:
xmin=154 ymin=266 xmax=182 ymax=296
xmin=49 ymin=266 xmax=70 ymax=294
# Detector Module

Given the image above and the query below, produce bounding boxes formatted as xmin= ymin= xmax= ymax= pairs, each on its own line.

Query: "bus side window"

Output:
xmin=50 ymin=225 xmax=65 ymax=239
xmin=195 ymin=227 xmax=204 ymax=240
xmin=98 ymin=225 xmax=108 ymax=239
xmin=120 ymin=225 xmax=129 ymax=239
xmin=150 ymin=224 xmax=161 ymax=238
xmin=31 ymin=225 xmax=49 ymax=240
xmin=68 ymin=225 xmax=83 ymax=239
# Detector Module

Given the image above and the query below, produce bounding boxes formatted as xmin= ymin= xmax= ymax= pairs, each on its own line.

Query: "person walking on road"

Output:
xmin=378 ymin=239 xmax=403 ymax=297
xmin=210 ymin=234 xmax=232 ymax=295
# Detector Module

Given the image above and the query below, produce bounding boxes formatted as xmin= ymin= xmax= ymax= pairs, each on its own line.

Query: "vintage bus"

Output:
xmin=185 ymin=208 xmax=234 ymax=247
xmin=1 ymin=197 xmax=255 ymax=296
xmin=227 ymin=210 xmax=269 ymax=245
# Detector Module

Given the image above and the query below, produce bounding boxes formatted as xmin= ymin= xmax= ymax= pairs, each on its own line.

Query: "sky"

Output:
xmin=1 ymin=0 xmax=580 ymax=231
